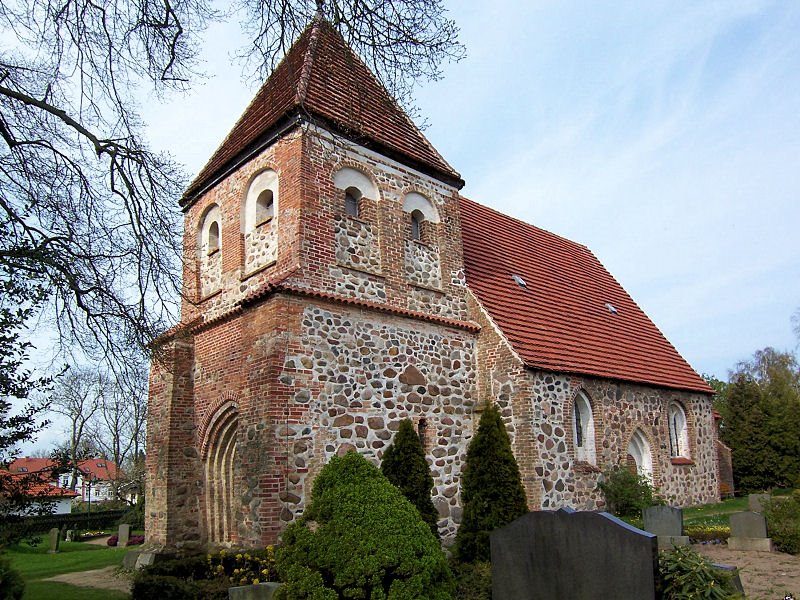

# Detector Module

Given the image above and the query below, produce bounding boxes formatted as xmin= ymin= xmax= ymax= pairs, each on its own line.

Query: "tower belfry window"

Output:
xmin=256 ymin=189 xmax=274 ymax=225
xmin=410 ymin=210 xmax=424 ymax=241
xmin=345 ymin=187 xmax=360 ymax=218
xmin=207 ymin=221 xmax=220 ymax=255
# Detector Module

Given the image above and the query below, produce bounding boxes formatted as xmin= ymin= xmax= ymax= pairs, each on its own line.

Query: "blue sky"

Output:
xmin=146 ymin=0 xmax=799 ymax=380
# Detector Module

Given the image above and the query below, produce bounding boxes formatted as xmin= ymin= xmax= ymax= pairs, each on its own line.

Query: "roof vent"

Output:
xmin=605 ymin=302 xmax=618 ymax=315
xmin=511 ymin=274 xmax=527 ymax=288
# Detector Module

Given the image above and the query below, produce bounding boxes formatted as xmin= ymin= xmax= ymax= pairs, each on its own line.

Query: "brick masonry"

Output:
xmin=146 ymin=124 xmax=718 ymax=551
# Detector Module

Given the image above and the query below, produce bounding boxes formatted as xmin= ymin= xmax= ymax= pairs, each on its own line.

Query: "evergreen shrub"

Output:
xmin=381 ymin=419 xmax=440 ymax=537
xmin=658 ymin=545 xmax=742 ymax=599
xmin=131 ymin=555 xmax=229 ymax=600
xmin=0 ymin=553 xmax=24 ymax=600
xmin=764 ymin=494 xmax=800 ymax=555
xmin=455 ymin=403 xmax=528 ymax=562
xmin=275 ymin=451 xmax=454 ymax=599
xmin=597 ymin=466 xmax=662 ymax=518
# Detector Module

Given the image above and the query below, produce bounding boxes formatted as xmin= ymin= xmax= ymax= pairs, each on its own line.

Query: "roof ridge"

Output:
xmin=296 ymin=15 xmax=323 ymax=106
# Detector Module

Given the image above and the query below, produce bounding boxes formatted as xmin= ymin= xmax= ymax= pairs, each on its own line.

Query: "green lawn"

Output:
xmin=683 ymin=495 xmax=748 ymax=526
xmin=5 ymin=540 xmax=130 ymax=600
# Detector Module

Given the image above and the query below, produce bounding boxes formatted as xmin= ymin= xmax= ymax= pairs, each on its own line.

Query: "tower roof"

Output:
xmin=183 ymin=17 xmax=462 ymax=204
xmin=459 ymin=196 xmax=712 ymax=394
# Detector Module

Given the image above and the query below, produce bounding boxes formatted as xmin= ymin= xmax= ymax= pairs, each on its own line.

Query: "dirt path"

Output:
xmin=695 ymin=544 xmax=800 ymax=600
xmin=44 ymin=565 xmax=133 ymax=594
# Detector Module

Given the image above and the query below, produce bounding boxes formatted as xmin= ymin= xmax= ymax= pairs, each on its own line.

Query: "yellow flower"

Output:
xmin=253 ymin=579 xmax=259 ymax=585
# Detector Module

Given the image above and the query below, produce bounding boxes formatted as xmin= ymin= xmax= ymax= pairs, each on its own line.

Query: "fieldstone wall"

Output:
xmin=278 ymin=304 xmax=478 ymax=542
xmin=469 ymin=291 xmax=718 ymax=512
xmin=405 ymin=240 xmax=442 ymax=289
xmin=334 ymin=216 xmax=382 ymax=275
xmin=200 ymin=250 xmax=222 ymax=298
xmin=244 ymin=218 xmax=278 ymax=274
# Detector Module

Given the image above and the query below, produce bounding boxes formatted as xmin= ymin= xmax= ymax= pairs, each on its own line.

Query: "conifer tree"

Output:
xmin=381 ymin=419 xmax=440 ymax=537
xmin=456 ymin=403 xmax=528 ymax=562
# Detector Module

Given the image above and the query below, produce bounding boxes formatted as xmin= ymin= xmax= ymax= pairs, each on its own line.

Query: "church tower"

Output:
xmin=147 ymin=16 xmax=480 ymax=549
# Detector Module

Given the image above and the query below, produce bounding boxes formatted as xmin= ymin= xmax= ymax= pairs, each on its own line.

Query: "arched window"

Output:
xmin=403 ymin=192 xmax=438 ymax=244
xmin=255 ymin=189 xmax=274 ymax=226
xmin=627 ymin=429 xmax=653 ymax=481
xmin=345 ymin=186 xmax=361 ymax=218
xmin=207 ymin=221 xmax=220 ymax=255
xmin=410 ymin=209 xmax=424 ymax=241
xmin=242 ymin=169 xmax=278 ymax=233
xmin=668 ymin=402 xmax=690 ymax=458
xmin=334 ymin=167 xmax=377 ymax=216
xmin=572 ymin=391 xmax=596 ymax=464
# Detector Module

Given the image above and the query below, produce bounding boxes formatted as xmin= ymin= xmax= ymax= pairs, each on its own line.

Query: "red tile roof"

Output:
xmin=7 ymin=457 xmax=119 ymax=482
xmin=459 ymin=197 xmax=712 ymax=394
xmin=184 ymin=16 xmax=461 ymax=203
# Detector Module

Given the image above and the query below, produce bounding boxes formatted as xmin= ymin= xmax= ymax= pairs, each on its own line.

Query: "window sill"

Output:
xmin=241 ymin=260 xmax=277 ymax=281
xmin=409 ymin=282 xmax=444 ymax=294
xmin=199 ymin=288 xmax=222 ymax=303
xmin=410 ymin=239 xmax=432 ymax=249
xmin=335 ymin=262 xmax=384 ymax=278
xmin=339 ymin=213 xmax=371 ymax=226
xmin=254 ymin=216 xmax=274 ymax=228
xmin=670 ymin=457 xmax=694 ymax=466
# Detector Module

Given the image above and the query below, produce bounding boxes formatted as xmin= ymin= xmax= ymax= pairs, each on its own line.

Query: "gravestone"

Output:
xmin=491 ymin=508 xmax=660 ymax=600
xmin=728 ymin=511 xmax=772 ymax=552
xmin=47 ymin=527 xmax=60 ymax=553
xmin=228 ymin=582 xmax=282 ymax=600
xmin=118 ymin=523 xmax=131 ymax=547
xmin=748 ymin=493 xmax=770 ymax=513
xmin=643 ymin=506 xmax=689 ymax=549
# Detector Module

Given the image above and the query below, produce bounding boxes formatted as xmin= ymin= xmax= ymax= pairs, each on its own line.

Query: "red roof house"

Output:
xmin=147 ymin=15 xmax=719 ymax=550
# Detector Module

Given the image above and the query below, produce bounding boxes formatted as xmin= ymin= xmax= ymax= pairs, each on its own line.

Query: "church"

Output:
xmin=146 ymin=16 xmax=719 ymax=550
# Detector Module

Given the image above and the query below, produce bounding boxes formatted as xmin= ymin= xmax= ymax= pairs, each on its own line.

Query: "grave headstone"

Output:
xmin=748 ymin=493 xmax=770 ymax=513
xmin=123 ymin=551 xmax=141 ymax=570
xmin=728 ymin=511 xmax=772 ymax=552
xmin=47 ymin=527 xmax=60 ymax=553
xmin=491 ymin=508 xmax=660 ymax=600
xmin=712 ymin=564 xmax=745 ymax=594
xmin=118 ymin=523 xmax=130 ymax=547
xmin=228 ymin=582 xmax=283 ymax=600
xmin=64 ymin=529 xmax=75 ymax=542
xmin=643 ymin=506 xmax=689 ymax=550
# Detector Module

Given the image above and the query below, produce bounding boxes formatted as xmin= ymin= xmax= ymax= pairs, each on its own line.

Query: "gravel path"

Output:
xmin=695 ymin=544 xmax=800 ymax=600
xmin=44 ymin=565 xmax=133 ymax=593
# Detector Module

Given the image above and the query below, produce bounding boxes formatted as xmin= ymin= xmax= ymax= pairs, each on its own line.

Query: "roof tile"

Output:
xmin=460 ymin=196 xmax=712 ymax=393
xmin=184 ymin=17 xmax=460 ymax=202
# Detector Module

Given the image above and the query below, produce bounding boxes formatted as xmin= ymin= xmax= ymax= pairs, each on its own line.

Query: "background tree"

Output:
xmin=0 ymin=277 xmax=57 ymax=545
xmin=381 ymin=419 xmax=439 ymax=537
xmin=722 ymin=348 xmax=800 ymax=491
xmin=49 ymin=368 xmax=106 ymax=491
xmin=85 ymin=360 xmax=148 ymax=499
xmin=455 ymin=403 xmax=528 ymax=563
xmin=0 ymin=0 xmax=463 ymax=376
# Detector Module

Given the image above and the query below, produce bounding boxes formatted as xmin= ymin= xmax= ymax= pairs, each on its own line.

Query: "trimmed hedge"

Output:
xmin=12 ymin=509 xmax=126 ymax=535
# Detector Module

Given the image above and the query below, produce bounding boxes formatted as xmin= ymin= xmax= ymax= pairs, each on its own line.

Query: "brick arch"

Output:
xmin=332 ymin=164 xmax=380 ymax=201
xmin=665 ymin=397 xmax=693 ymax=460
xmin=624 ymin=425 xmax=661 ymax=485
xmin=201 ymin=396 xmax=240 ymax=544
xmin=199 ymin=393 xmax=239 ymax=460
xmin=565 ymin=388 xmax=598 ymax=465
